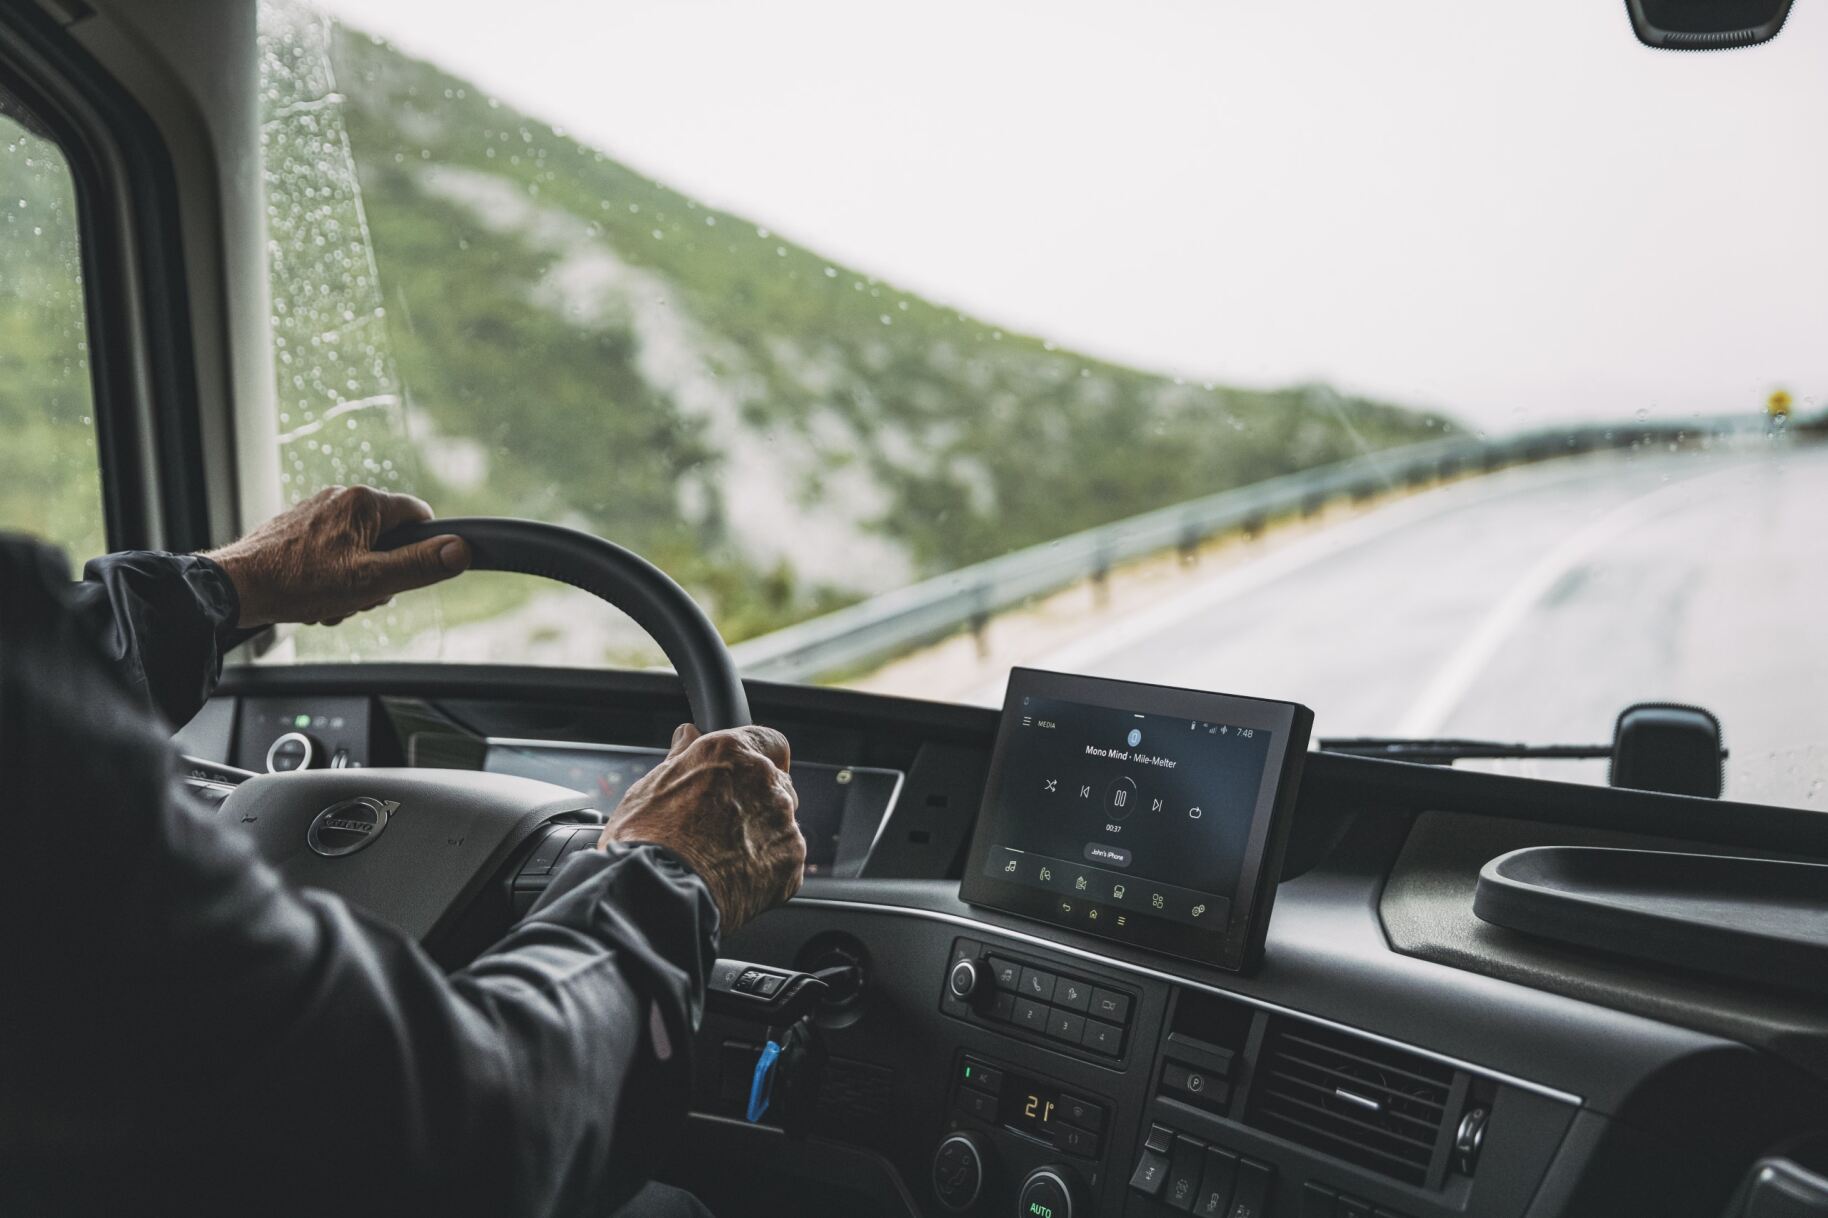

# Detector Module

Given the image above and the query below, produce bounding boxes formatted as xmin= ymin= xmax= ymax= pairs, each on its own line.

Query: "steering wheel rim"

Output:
xmin=378 ymin=517 xmax=751 ymax=731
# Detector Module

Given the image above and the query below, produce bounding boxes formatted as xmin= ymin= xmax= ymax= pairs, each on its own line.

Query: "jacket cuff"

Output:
xmin=73 ymin=550 xmax=256 ymax=726
xmin=189 ymin=554 xmax=265 ymax=654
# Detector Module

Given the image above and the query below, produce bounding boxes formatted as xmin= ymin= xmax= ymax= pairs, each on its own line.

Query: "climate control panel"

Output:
xmin=934 ymin=1050 xmax=1102 ymax=1217
xmin=951 ymin=1054 xmax=1108 ymax=1163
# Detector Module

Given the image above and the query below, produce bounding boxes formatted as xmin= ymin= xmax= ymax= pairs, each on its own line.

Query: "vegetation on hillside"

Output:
xmin=305 ymin=24 xmax=1453 ymax=644
xmin=0 ymin=120 xmax=106 ymax=567
xmin=0 ymin=11 xmax=1455 ymax=664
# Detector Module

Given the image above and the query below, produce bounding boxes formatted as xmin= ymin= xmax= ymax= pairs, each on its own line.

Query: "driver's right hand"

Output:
xmin=600 ymin=724 xmax=805 ymax=934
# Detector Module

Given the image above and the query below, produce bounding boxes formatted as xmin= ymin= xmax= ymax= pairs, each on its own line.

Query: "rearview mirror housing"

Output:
xmin=1625 ymin=0 xmax=1793 ymax=50
xmin=1610 ymin=703 xmax=1724 ymax=798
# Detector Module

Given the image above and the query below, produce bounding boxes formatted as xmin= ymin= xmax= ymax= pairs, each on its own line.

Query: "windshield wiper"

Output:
xmin=1317 ymin=737 xmax=1615 ymax=765
xmin=1320 ymin=704 xmax=1730 ymax=800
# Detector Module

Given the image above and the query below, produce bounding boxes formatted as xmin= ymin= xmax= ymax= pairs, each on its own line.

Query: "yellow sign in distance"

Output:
xmin=1768 ymin=389 xmax=1793 ymax=418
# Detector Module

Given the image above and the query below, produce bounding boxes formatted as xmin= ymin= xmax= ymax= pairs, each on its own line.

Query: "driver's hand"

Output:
xmin=601 ymin=724 xmax=806 ymax=934
xmin=204 ymin=485 xmax=471 ymax=628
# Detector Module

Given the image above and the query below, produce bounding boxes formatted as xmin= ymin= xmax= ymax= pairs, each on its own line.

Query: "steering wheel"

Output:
xmin=215 ymin=518 xmax=751 ymax=950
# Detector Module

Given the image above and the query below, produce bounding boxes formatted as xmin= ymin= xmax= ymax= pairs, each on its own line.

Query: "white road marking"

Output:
xmin=989 ymin=454 xmax=1633 ymax=704
xmin=1392 ymin=462 xmax=1751 ymax=736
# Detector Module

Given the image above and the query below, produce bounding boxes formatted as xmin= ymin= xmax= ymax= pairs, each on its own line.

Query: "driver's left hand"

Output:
xmin=204 ymin=485 xmax=471 ymax=627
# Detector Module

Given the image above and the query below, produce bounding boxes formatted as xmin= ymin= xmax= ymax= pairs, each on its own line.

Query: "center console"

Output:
xmin=923 ymin=924 xmax=1560 ymax=1218
xmin=682 ymin=669 xmax=1582 ymax=1217
xmin=688 ymin=891 xmax=1575 ymax=1218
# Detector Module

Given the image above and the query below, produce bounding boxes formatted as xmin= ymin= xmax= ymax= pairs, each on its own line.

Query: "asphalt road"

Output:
xmin=1011 ymin=440 xmax=1828 ymax=810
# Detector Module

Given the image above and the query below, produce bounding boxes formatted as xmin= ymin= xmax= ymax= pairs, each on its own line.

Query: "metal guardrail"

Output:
xmin=730 ymin=416 xmax=1763 ymax=684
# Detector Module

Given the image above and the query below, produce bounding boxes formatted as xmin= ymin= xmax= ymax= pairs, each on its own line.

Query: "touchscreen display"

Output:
xmin=961 ymin=669 xmax=1311 ymax=972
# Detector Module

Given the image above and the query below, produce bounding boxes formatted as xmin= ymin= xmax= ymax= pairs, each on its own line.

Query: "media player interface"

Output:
xmin=981 ymin=694 xmax=1274 ymax=932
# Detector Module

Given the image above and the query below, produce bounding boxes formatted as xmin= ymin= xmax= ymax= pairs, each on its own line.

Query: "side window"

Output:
xmin=0 ymin=111 xmax=106 ymax=564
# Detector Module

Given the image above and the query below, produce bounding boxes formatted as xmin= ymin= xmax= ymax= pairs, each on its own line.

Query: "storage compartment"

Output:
xmin=1474 ymin=846 xmax=1828 ymax=995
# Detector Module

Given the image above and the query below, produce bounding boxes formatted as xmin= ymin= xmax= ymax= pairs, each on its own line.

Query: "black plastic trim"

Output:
xmin=216 ymin=665 xmax=1828 ymax=861
xmin=0 ymin=2 xmax=209 ymax=551
xmin=215 ymin=662 xmax=1003 ymax=744
xmin=1304 ymin=750 xmax=1828 ymax=859
xmin=803 ymin=893 xmax=1579 ymax=1106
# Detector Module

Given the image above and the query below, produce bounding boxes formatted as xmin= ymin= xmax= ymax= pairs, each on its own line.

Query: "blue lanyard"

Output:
xmin=746 ymin=1038 xmax=783 ymax=1123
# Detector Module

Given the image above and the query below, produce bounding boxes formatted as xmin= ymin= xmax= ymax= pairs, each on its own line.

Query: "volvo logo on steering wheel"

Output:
xmin=306 ymin=797 xmax=398 ymax=857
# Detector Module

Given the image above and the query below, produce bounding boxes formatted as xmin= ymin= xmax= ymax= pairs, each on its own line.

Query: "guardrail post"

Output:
xmin=1177 ymin=524 xmax=1201 ymax=564
xmin=969 ymin=583 xmax=992 ymax=658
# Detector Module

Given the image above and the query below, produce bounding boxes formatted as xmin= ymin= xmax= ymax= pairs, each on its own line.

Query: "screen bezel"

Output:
xmin=959 ymin=668 xmax=1312 ymax=974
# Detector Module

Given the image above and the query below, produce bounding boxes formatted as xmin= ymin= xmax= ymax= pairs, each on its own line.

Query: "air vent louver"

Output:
xmin=1250 ymin=1019 xmax=1457 ymax=1187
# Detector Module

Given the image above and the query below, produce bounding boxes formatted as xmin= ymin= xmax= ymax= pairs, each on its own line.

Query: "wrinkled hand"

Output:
xmin=601 ymin=724 xmax=805 ymax=934
xmin=204 ymin=485 xmax=471 ymax=628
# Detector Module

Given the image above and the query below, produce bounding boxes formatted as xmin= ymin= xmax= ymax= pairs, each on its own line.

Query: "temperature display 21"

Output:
xmin=1001 ymin=1076 xmax=1068 ymax=1141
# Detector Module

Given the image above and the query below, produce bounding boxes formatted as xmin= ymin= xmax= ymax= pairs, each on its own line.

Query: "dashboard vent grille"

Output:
xmin=1250 ymin=1018 xmax=1456 ymax=1187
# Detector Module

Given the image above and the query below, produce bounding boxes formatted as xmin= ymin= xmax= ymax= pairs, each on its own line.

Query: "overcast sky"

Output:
xmin=317 ymin=0 xmax=1828 ymax=430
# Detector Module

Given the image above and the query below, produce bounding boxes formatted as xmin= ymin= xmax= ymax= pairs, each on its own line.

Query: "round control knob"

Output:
xmin=266 ymin=731 xmax=318 ymax=773
xmin=1016 ymin=1165 xmax=1082 ymax=1218
xmin=948 ymin=958 xmax=985 ymax=1003
xmin=931 ymin=1132 xmax=989 ymax=1212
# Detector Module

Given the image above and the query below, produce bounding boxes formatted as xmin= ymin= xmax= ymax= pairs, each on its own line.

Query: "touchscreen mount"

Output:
xmin=960 ymin=668 xmax=1312 ymax=973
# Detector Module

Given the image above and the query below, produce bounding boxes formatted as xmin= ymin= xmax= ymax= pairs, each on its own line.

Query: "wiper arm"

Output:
xmin=1320 ymin=704 xmax=1730 ymax=799
xmin=1318 ymin=737 xmax=1616 ymax=765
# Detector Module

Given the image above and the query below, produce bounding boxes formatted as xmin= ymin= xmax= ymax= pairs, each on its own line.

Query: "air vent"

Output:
xmin=1250 ymin=1018 xmax=1459 ymax=1187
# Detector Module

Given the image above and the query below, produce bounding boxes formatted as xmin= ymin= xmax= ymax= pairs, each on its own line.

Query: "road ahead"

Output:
xmin=1002 ymin=442 xmax=1828 ymax=809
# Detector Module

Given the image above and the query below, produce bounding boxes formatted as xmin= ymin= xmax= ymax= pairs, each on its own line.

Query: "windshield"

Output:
xmin=251 ymin=1 xmax=1828 ymax=809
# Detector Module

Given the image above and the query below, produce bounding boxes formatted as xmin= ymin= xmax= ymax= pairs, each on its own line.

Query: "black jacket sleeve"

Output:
xmin=63 ymin=548 xmax=256 ymax=727
xmin=0 ymin=537 xmax=719 ymax=1218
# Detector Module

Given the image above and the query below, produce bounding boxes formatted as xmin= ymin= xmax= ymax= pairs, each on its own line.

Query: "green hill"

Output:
xmin=2 ymin=15 xmax=1454 ymax=656
xmin=287 ymin=23 xmax=1454 ymax=644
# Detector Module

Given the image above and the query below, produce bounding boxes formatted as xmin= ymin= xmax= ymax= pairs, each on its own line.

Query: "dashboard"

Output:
xmin=178 ymin=662 xmax=1828 ymax=1218
xmin=478 ymin=739 xmax=901 ymax=878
